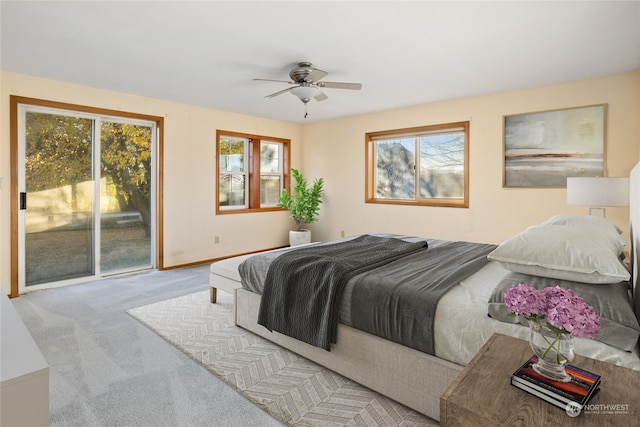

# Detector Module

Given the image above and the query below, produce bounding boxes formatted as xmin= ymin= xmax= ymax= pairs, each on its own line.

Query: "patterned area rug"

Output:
xmin=128 ymin=291 xmax=438 ymax=426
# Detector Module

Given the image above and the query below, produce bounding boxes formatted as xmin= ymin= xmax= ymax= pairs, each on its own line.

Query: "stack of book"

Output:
xmin=510 ymin=355 xmax=601 ymax=412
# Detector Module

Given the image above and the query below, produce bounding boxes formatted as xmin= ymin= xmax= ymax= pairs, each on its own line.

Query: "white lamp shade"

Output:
xmin=567 ymin=177 xmax=630 ymax=207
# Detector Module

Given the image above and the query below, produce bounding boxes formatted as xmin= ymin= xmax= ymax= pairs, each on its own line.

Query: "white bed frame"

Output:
xmin=234 ymin=287 xmax=459 ymax=420
xmin=210 ymin=162 xmax=640 ymax=421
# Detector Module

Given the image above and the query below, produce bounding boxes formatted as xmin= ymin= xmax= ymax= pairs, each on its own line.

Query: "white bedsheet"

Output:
xmin=435 ymin=261 xmax=640 ymax=370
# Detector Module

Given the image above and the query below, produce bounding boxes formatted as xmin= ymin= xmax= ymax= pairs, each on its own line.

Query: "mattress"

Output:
xmin=435 ymin=261 xmax=640 ymax=370
xmin=211 ymin=244 xmax=640 ymax=371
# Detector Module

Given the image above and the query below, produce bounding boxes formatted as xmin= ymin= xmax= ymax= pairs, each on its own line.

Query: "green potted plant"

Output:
xmin=278 ymin=167 xmax=324 ymax=246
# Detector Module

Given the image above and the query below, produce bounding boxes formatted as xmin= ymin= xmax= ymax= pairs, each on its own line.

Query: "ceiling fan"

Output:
xmin=254 ymin=62 xmax=362 ymax=117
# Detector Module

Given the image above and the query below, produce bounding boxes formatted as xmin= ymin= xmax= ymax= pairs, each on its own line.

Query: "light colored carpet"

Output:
xmin=128 ymin=291 xmax=439 ymax=426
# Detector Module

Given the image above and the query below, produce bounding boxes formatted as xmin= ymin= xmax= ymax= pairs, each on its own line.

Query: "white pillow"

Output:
xmin=541 ymin=214 xmax=623 ymax=235
xmin=487 ymin=225 xmax=629 ymax=284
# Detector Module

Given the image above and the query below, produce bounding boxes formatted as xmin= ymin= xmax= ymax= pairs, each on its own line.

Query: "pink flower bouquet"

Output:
xmin=504 ymin=284 xmax=601 ymax=338
xmin=504 ymin=284 xmax=601 ymax=380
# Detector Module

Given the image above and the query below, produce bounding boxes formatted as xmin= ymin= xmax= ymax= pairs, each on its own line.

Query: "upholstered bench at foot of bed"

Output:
xmin=209 ymin=255 xmax=249 ymax=303
xmin=209 ymin=246 xmax=299 ymax=303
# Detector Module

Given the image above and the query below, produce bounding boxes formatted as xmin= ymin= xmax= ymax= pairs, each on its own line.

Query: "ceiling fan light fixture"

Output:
xmin=254 ymin=62 xmax=362 ymax=117
xmin=290 ymin=85 xmax=321 ymax=104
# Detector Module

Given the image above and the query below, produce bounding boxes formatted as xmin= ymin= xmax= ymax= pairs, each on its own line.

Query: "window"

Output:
xmin=216 ymin=130 xmax=290 ymax=213
xmin=365 ymin=122 xmax=469 ymax=208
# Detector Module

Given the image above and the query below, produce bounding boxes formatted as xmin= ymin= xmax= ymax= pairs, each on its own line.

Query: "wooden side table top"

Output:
xmin=440 ymin=333 xmax=640 ymax=426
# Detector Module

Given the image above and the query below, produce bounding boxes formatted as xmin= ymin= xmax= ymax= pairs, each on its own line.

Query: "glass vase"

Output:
xmin=528 ymin=321 xmax=575 ymax=383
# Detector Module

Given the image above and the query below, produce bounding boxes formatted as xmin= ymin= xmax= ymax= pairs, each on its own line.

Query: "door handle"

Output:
xmin=19 ymin=192 xmax=27 ymax=210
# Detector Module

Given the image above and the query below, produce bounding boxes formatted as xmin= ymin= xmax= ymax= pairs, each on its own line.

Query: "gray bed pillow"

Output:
xmin=488 ymin=272 xmax=640 ymax=352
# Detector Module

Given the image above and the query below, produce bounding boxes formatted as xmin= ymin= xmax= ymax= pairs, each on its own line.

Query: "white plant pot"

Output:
xmin=289 ymin=229 xmax=311 ymax=246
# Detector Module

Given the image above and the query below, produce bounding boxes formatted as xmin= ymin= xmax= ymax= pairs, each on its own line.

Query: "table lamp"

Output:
xmin=566 ymin=177 xmax=630 ymax=217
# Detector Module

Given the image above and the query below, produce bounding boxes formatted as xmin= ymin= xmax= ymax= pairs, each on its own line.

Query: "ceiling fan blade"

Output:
xmin=306 ymin=68 xmax=328 ymax=83
xmin=314 ymin=91 xmax=328 ymax=102
xmin=253 ymin=78 xmax=295 ymax=84
xmin=265 ymin=87 xmax=294 ymax=98
xmin=317 ymin=81 xmax=362 ymax=90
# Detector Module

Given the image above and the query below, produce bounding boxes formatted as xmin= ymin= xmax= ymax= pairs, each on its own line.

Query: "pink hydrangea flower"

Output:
xmin=546 ymin=297 xmax=601 ymax=338
xmin=503 ymin=284 xmax=600 ymax=339
xmin=503 ymin=284 xmax=544 ymax=316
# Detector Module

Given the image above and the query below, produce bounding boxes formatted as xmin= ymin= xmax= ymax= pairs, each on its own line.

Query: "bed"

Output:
xmin=209 ymin=163 xmax=640 ymax=421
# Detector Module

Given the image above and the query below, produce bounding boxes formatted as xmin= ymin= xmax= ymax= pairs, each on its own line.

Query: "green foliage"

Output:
xmin=25 ymin=112 xmax=153 ymax=231
xmin=278 ymin=168 xmax=324 ymax=231
xmin=25 ymin=113 xmax=93 ymax=192
xmin=100 ymin=122 xmax=152 ymax=211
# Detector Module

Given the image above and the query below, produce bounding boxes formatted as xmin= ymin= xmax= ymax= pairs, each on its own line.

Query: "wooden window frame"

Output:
xmin=216 ymin=130 xmax=290 ymax=215
xmin=9 ymin=95 xmax=164 ymax=297
xmin=365 ymin=121 xmax=470 ymax=208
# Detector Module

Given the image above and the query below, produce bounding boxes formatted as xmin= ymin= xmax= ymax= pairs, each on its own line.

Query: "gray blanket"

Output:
xmin=350 ymin=240 xmax=497 ymax=355
xmin=257 ymin=235 xmax=429 ymax=350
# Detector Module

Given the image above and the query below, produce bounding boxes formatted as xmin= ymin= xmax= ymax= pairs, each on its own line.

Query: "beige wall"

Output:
xmin=1 ymin=70 xmax=639 ymax=295
xmin=302 ymin=71 xmax=640 ymax=246
xmin=0 ymin=72 xmax=302 ymax=295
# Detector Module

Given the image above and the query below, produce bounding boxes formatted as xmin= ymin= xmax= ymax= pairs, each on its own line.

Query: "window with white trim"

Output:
xmin=365 ymin=122 xmax=469 ymax=207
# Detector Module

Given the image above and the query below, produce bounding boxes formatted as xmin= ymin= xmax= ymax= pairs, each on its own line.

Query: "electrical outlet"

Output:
xmin=340 ymin=230 xmax=345 ymax=238
xmin=214 ymin=235 xmax=220 ymax=244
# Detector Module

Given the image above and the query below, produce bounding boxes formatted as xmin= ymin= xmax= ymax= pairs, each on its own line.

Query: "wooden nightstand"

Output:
xmin=440 ymin=333 xmax=640 ymax=426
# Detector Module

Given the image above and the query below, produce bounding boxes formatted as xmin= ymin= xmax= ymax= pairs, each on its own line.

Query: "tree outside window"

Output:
xmin=366 ymin=122 xmax=469 ymax=208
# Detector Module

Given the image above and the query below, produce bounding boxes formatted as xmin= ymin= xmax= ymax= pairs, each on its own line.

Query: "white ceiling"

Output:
xmin=2 ymin=1 xmax=639 ymax=124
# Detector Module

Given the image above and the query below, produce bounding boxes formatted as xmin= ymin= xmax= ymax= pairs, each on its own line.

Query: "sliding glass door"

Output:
xmin=99 ymin=120 xmax=153 ymax=273
xmin=18 ymin=105 xmax=156 ymax=291
xmin=22 ymin=112 xmax=96 ymax=285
